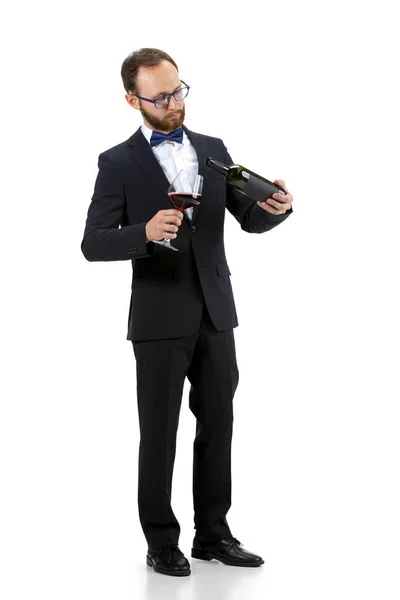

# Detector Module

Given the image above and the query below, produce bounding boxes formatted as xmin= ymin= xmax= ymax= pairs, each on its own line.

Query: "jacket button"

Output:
xmin=133 ymin=248 xmax=137 ymax=253
xmin=191 ymin=226 xmax=197 ymax=233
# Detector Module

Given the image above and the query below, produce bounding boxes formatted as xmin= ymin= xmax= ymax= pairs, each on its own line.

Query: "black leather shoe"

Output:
xmin=146 ymin=544 xmax=191 ymax=576
xmin=191 ymin=536 xmax=264 ymax=567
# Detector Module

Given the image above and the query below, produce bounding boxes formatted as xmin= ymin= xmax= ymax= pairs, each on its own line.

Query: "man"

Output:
xmin=81 ymin=48 xmax=293 ymax=577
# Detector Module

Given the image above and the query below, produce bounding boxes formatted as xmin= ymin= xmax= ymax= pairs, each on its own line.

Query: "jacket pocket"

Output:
xmin=216 ymin=261 xmax=231 ymax=277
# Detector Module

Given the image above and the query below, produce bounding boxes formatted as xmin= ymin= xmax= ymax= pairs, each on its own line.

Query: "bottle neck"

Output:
xmin=205 ymin=157 xmax=229 ymax=175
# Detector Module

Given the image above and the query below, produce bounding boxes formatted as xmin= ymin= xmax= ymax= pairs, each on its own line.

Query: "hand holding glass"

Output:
xmin=153 ymin=170 xmax=203 ymax=251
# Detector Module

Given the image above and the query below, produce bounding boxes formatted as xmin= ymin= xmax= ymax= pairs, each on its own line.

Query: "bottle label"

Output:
xmin=242 ymin=174 xmax=279 ymax=202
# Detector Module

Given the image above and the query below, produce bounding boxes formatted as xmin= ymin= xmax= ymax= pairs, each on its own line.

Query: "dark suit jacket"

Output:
xmin=81 ymin=125 xmax=293 ymax=341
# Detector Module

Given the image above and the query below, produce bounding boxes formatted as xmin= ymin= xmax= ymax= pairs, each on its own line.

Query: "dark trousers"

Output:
xmin=132 ymin=303 xmax=239 ymax=549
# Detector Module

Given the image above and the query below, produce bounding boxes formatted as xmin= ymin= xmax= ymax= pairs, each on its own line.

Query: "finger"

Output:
xmin=257 ymin=201 xmax=283 ymax=214
xmin=173 ymin=209 xmax=184 ymax=220
xmin=165 ymin=209 xmax=184 ymax=221
xmin=281 ymin=192 xmax=293 ymax=203
xmin=274 ymin=179 xmax=288 ymax=193
xmin=166 ymin=217 xmax=182 ymax=227
xmin=163 ymin=227 xmax=178 ymax=238
xmin=272 ymin=192 xmax=287 ymax=204
xmin=267 ymin=198 xmax=287 ymax=211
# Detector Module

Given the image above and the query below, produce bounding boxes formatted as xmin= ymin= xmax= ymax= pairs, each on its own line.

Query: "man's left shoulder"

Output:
xmin=184 ymin=126 xmax=225 ymax=147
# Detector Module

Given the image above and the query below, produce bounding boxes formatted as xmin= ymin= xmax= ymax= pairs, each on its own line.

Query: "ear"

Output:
xmin=125 ymin=94 xmax=139 ymax=111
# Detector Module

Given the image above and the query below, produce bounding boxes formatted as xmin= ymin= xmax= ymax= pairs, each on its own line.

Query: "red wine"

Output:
xmin=168 ymin=192 xmax=201 ymax=212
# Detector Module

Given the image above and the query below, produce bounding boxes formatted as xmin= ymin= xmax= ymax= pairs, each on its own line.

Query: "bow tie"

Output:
xmin=150 ymin=128 xmax=184 ymax=147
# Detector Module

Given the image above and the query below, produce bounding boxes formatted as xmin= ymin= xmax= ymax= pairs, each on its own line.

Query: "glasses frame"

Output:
xmin=128 ymin=80 xmax=190 ymax=109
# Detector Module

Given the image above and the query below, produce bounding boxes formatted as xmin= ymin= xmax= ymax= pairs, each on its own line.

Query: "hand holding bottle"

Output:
xmin=257 ymin=179 xmax=293 ymax=216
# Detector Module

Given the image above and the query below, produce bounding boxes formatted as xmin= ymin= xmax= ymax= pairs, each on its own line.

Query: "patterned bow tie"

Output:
xmin=150 ymin=128 xmax=184 ymax=147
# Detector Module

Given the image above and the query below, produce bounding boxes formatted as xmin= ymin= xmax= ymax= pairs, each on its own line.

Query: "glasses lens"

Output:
xmin=155 ymin=96 xmax=169 ymax=109
xmin=154 ymin=87 xmax=189 ymax=108
xmin=174 ymin=87 xmax=188 ymax=101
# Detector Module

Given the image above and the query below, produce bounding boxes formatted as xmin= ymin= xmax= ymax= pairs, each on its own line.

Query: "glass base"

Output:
xmin=152 ymin=239 xmax=179 ymax=252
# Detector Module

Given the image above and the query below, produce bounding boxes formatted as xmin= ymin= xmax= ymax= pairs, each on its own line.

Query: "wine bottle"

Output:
xmin=205 ymin=157 xmax=286 ymax=203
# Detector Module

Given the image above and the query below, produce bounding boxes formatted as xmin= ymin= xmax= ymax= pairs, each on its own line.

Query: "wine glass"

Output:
xmin=153 ymin=170 xmax=203 ymax=252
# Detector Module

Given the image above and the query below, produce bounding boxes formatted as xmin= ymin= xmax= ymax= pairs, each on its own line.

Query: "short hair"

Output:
xmin=121 ymin=48 xmax=179 ymax=94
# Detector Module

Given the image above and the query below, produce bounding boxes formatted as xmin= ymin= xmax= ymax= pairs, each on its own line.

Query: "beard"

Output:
xmin=139 ymin=102 xmax=185 ymax=133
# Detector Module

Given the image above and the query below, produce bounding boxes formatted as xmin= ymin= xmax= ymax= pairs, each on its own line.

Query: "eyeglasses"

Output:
xmin=129 ymin=81 xmax=190 ymax=109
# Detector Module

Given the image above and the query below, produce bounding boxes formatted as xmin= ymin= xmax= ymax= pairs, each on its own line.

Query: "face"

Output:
xmin=126 ymin=60 xmax=186 ymax=133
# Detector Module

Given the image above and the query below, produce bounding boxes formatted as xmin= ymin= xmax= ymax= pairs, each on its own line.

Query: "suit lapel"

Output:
xmin=127 ymin=128 xmax=171 ymax=197
xmin=182 ymin=125 xmax=208 ymax=180
xmin=182 ymin=126 xmax=211 ymax=225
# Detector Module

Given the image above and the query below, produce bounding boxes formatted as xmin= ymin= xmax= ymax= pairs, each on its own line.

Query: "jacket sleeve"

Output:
xmin=223 ymin=145 xmax=293 ymax=234
xmin=81 ymin=153 xmax=155 ymax=261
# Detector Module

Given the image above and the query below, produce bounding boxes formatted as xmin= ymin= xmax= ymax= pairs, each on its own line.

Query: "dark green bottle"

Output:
xmin=205 ymin=157 xmax=286 ymax=202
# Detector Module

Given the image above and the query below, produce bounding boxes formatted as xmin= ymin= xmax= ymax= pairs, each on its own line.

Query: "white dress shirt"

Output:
xmin=141 ymin=123 xmax=199 ymax=220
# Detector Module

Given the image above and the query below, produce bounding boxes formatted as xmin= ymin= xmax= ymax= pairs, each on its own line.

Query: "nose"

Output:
xmin=167 ymin=94 xmax=180 ymax=110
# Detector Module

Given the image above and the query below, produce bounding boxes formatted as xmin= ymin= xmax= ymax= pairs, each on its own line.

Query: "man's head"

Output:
xmin=122 ymin=48 xmax=186 ymax=133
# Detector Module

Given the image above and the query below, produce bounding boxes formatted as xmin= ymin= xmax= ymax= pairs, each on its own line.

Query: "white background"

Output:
xmin=1 ymin=1 xmax=399 ymax=598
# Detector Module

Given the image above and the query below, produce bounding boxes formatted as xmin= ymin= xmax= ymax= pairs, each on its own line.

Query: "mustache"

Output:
xmin=166 ymin=110 xmax=184 ymax=117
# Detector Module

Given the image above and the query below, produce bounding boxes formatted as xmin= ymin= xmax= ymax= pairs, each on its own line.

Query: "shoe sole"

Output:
xmin=146 ymin=556 xmax=191 ymax=576
xmin=191 ymin=548 xmax=264 ymax=567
